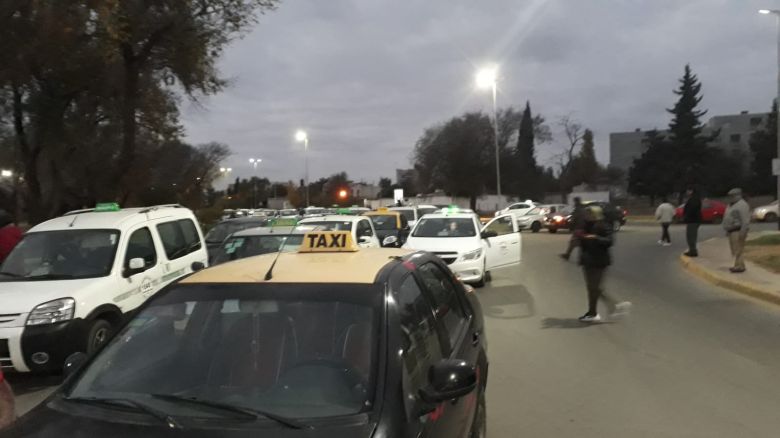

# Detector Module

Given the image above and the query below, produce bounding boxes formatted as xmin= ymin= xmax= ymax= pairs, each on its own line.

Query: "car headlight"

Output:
xmin=461 ymin=248 xmax=483 ymax=261
xmin=26 ymin=298 xmax=75 ymax=326
xmin=553 ymin=215 xmax=564 ymax=222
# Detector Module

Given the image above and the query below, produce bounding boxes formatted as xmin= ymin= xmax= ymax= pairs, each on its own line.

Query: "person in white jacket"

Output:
xmin=723 ymin=188 xmax=751 ymax=273
xmin=655 ymin=198 xmax=676 ymax=246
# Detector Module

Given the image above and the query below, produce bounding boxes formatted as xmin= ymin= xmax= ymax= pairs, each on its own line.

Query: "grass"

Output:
xmin=746 ymin=234 xmax=780 ymax=246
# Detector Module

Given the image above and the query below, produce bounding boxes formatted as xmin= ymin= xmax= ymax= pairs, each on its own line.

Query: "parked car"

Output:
xmin=389 ymin=205 xmax=438 ymax=228
xmin=0 ymin=370 xmax=14 ymax=430
xmin=210 ymin=226 xmax=309 ymax=265
xmin=204 ymin=216 xmax=270 ymax=260
xmin=0 ymin=204 xmax=207 ymax=373
xmin=494 ymin=200 xmax=537 ymax=218
xmin=298 ymin=215 xmax=381 ymax=248
xmin=752 ymin=200 xmax=778 ymax=222
xmin=363 ymin=208 xmax=411 ymax=247
xmin=545 ymin=207 xmax=574 ymax=233
xmin=675 ymin=199 xmax=727 ymax=224
xmin=517 ymin=204 xmax=568 ymax=233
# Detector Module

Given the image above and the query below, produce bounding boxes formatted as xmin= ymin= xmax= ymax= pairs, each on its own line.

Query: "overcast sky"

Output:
xmin=182 ymin=0 xmax=778 ymax=186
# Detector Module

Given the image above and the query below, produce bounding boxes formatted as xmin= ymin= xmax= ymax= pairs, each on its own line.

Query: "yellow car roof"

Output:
xmin=182 ymin=247 xmax=413 ymax=284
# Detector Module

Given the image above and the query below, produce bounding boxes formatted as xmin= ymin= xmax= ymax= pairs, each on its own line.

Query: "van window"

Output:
xmin=157 ymin=219 xmax=202 ymax=260
xmin=125 ymin=228 xmax=157 ymax=269
xmin=415 ymin=263 xmax=467 ymax=348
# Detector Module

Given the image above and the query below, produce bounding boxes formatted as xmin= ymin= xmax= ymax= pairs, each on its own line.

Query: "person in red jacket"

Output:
xmin=0 ymin=209 xmax=23 ymax=264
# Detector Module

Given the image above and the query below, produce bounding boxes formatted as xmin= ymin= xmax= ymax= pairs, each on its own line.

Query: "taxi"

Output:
xmin=362 ymin=208 xmax=410 ymax=247
xmin=7 ymin=231 xmax=488 ymax=438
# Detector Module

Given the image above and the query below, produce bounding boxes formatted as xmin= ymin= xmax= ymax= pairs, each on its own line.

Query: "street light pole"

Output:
xmin=760 ymin=9 xmax=780 ymax=229
xmin=295 ymin=130 xmax=310 ymax=207
xmin=476 ymin=66 xmax=502 ymax=203
xmin=248 ymin=158 xmax=261 ymax=209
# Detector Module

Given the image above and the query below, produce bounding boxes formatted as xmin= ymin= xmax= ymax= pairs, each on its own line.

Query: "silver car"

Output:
xmin=752 ymin=200 xmax=778 ymax=222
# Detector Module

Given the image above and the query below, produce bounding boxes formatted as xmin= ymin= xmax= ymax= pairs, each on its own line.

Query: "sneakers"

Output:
xmin=662 ymin=242 xmax=672 ymax=247
xmin=559 ymin=253 xmax=570 ymax=261
xmin=610 ymin=301 xmax=632 ymax=318
xmin=657 ymin=240 xmax=664 ymax=245
xmin=729 ymin=267 xmax=746 ymax=273
xmin=578 ymin=313 xmax=602 ymax=323
xmin=683 ymin=251 xmax=698 ymax=257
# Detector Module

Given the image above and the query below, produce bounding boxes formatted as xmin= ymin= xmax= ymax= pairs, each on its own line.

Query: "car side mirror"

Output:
xmin=191 ymin=261 xmax=205 ymax=272
xmin=481 ymin=230 xmax=498 ymax=239
xmin=64 ymin=352 xmax=88 ymax=377
xmin=123 ymin=257 xmax=146 ymax=278
xmin=382 ymin=235 xmax=399 ymax=247
xmin=419 ymin=359 xmax=477 ymax=404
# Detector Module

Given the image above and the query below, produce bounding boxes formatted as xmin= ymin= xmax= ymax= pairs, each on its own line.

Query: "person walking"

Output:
xmin=723 ymin=188 xmax=750 ymax=273
xmin=578 ymin=206 xmax=631 ymax=323
xmin=655 ymin=198 xmax=676 ymax=246
xmin=682 ymin=188 xmax=702 ymax=257
xmin=560 ymin=197 xmax=584 ymax=261
xmin=0 ymin=210 xmax=22 ymax=264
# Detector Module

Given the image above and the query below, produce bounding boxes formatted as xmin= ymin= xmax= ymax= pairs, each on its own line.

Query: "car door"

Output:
xmin=481 ymin=215 xmax=521 ymax=271
xmin=414 ymin=262 xmax=481 ymax=438
xmin=119 ymin=227 xmax=164 ymax=310
xmin=355 ymin=218 xmax=379 ymax=248
xmin=155 ymin=218 xmax=204 ymax=289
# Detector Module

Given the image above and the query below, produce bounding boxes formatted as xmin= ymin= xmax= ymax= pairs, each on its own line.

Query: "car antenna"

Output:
xmin=264 ymin=221 xmax=298 ymax=281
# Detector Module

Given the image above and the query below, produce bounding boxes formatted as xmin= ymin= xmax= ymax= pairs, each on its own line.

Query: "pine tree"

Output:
xmin=748 ymin=101 xmax=778 ymax=195
xmin=666 ymin=64 xmax=713 ymax=191
xmin=515 ymin=101 xmax=540 ymax=198
xmin=576 ymin=129 xmax=599 ymax=186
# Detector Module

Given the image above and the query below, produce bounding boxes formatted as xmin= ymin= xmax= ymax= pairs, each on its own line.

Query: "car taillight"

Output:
xmin=623 ymin=210 xmax=628 ymax=216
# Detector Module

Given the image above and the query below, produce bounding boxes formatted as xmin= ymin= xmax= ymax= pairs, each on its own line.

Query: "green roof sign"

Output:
xmin=95 ymin=202 xmax=120 ymax=212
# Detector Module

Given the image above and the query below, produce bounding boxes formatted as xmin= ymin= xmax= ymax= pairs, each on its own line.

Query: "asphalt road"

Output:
xmin=7 ymin=223 xmax=780 ymax=437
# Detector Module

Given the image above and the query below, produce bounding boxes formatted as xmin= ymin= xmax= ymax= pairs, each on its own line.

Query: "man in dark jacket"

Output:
xmin=560 ymin=197 xmax=584 ymax=260
xmin=682 ymin=188 xmax=702 ymax=257
xmin=578 ymin=206 xmax=631 ymax=323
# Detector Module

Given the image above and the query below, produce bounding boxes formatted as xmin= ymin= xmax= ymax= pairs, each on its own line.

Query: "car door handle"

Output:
xmin=472 ymin=331 xmax=481 ymax=347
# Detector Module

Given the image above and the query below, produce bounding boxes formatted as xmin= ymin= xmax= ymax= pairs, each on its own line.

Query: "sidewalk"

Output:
xmin=679 ymin=233 xmax=780 ymax=306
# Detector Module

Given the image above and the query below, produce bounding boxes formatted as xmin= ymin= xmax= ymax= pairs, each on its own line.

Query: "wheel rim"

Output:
xmin=92 ymin=327 xmax=109 ymax=350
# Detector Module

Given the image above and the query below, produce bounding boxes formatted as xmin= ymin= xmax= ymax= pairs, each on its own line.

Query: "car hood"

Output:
xmin=0 ymin=277 xmax=110 ymax=318
xmin=7 ymin=404 xmax=375 ymax=438
xmin=404 ymin=236 xmax=480 ymax=253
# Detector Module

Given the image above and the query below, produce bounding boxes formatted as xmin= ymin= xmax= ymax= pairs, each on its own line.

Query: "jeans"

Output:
xmin=661 ymin=223 xmax=671 ymax=243
xmin=584 ymin=266 xmax=616 ymax=316
xmin=686 ymin=224 xmax=700 ymax=255
xmin=728 ymin=230 xmax=748 ymax=270
xmin=565 ymin=235 xmax=579 ymax=257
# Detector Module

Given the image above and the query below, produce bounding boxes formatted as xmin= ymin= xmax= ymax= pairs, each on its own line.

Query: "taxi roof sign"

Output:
xmin=95 ymin=202 xmax=120 ymax=212
xmin=270 ymin=218 xmax=298 ymax=227
xmin=299 ymin=231 xmax=358 ymax=253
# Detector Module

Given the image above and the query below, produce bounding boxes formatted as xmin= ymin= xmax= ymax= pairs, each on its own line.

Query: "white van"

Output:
xmin=0 ymin=204 xmax=207 ymax=373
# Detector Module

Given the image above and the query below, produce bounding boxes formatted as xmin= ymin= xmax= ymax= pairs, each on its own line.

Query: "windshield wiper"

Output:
xmin=63 ymin=396 xmax=183 ymax=429
xmin=0 ymin=271 xmax=20 ymax=277
xmin=150 ymin=393 xmax=310 ymax=430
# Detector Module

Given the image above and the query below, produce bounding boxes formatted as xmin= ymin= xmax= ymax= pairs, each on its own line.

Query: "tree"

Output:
xmin=378 ymin=177 xmax=393 ymax=198
xmin=748 ymin=101 xmax=778 ymax=195
xmin=514 ymin=101 xmax=541 ymax=199
xmin=554 ymin=115 xmax=585 ymax=194
xmin=569 ymin=129 xmax=600 ymax=187
xmin=628 ymin=130 xmax=676 ymax=203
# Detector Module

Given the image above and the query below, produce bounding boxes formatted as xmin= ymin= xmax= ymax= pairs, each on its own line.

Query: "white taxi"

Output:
xmin=403 ymin=211 xmax=521 ymax=286
xmin=297 ymin=215 xmax=381 ymax=248
xmin=0 ymin=204 xmax=207 ymax=373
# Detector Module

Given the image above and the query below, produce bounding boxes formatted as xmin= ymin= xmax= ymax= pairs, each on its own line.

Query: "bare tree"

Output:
xmin=552 ymin=115 xmax=585 ymax=196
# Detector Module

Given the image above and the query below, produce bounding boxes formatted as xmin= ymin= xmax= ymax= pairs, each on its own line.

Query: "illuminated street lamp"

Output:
xmin=476 ymin=65 xmax=502 ymax=200
xmin=759 ymin=8 xmax=780 ymax=229
xmin=295 ymin=130 xmax=310 ymax=207
xmin=338 ymin=189 xmax=348 ymax=200
xmin=0 ymin=169 xmax=13 ymax=178
xmin=248 ymin=158 xmax=262 ymax=208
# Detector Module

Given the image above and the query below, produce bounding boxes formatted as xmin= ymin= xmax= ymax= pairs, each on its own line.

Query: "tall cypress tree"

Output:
xmin=666 ymin=64 xmax=712 ymax=191
xmin=576 ymin=129 xmax=599 ymax=186
xmin=515 ymin=101 xmax=540 ymax=198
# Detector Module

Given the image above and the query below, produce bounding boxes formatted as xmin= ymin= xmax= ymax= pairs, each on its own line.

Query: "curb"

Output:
xmin=679 ymin=255 xmax=780 ymax=306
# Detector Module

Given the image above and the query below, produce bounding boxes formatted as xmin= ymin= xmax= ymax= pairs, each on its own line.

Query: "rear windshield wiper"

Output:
xmin=150 ymin=393 xmax=310 ymax=430
xmin=63 ymin=396 xmax=182 ymax=429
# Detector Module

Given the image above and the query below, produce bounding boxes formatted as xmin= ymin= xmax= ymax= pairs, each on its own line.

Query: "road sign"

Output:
xmin=773 ymin=158 xmax=780 ymax=176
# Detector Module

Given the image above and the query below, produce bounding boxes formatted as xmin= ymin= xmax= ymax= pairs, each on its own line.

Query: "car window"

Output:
xmin=300 ymin=220 xmax=353 ymax=231
xmin=416 ymin=263 xmax=467 ymax=348
xmin=511 ymin=204 xmax=529 ymax=210
xmin=356 ymin=219 xmax=373 ymax=237
xmin=125 ymin=228 xmax=157 ymax=269
xmin=526 ymin=207 xmax=543 ymax=216
xmin=157 ymin=219 xmax=202 ymax=260
xmin=395 ymin=275 xmax=444 ymax=418
xmin=484 ymin=216 xmax=514 ymax=236
xmin=368 ymin=215 xmax=397 ymax=230
xmin=412 ymin=218 xmax=477 ymax=238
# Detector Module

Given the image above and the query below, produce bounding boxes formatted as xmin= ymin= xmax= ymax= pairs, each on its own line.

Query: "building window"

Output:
xmin=750 ymin=117 xmax=762 ymax=127
xmin=730 ymin=134 xmax=741 ymax=143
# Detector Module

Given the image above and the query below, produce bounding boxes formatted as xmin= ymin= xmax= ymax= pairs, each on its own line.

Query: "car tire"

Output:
xmin=473 ymin=277 xmax=485 ymax=288
xmin=612 ymin=221 xmax=621 ymax=232
xmin=531 ymin=222 xmax=541 ymax=233
xmin=470 ymin=392 xmax=487 ymax=438
xmin=86 ymin=319 xmax=113 ymax=354
xmin=765 ymin=212 xmax=778 ymax=222
xmin=548 ymin=227 xmax=557 ymax=234
xmin=712 ymin=216 xmax=723 ymax=225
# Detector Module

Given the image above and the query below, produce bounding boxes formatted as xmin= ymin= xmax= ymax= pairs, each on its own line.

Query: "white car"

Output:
xmin=389 ymin=205 xmax=438 ymax=228
xmin=0 ymin=204 xmax=208 ymax=373
xmin=495 ymin=200 xmax=537 ymax=218
xmin=403 ymin=212 xmax=521 ymax=287
xmin=752 ymin=200 xmax=778 ymax=222
xmin=297 ymin=215 xmax=381 ymax=248
xmin=516 ymin=204 xmax=568 ymax=233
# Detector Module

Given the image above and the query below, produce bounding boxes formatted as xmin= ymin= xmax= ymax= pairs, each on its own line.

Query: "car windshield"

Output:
xmin=0 ymin=230 xmax=120 ymax=280
xmin=391 ymin=209 xmax=414 ymax=222
xmin=211 ymin=234 xmax=305 ymax=265
xmin=67 ymin=283 xmax=381 ymax=419
xmin=299 ymin=221 xmax=352 ymax=231
xmin=526 ymin=207 xmax=543 ymax=216
xmin=205 ymin=220 xmax=267 ymax=244
xmin=417 ymin=207 xmax=438 ymax=216
xmin=412 ymin=218 xmax=476 ymax=238
xmin=368 ymin=215 xmax=397 ymax=230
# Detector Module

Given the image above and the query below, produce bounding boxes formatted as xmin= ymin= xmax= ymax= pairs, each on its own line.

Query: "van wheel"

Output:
xmin=470 ymin=392 xmax=487 ymax=438
xmin=765 ymin=212 xmax=778 ymax=222
xmin=531 ymin=222 xmax=541 ymax=233
xmin=86 ymin=319 xmax=112 ymax=354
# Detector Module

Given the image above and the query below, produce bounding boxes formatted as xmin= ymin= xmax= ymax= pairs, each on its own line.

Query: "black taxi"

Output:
xmin=6 ymin=231 xmax=488 ymax=437
xmin=362 ymin=208 xmax=410 ymax=248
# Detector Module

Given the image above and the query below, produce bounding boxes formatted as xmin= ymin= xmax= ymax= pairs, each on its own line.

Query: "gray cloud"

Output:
xmin=182 ymin=0 xmax=778 ymax=185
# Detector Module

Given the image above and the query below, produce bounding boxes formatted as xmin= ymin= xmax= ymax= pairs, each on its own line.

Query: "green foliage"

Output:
xmin=513 ymin=101 xmax=542 ymax=199
xmin=748 ymin=102 xmax=778 ymax=195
